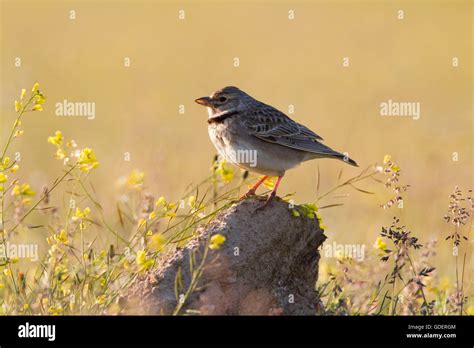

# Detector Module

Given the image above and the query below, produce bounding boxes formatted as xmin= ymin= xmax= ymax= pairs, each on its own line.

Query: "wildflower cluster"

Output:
xmin=379 ymin=155 xmax=410 ymax=209
xmin=315 ymin=155 xmax=473 ymax=315
xmin=379 ymin=217 xmax=422 ymax=262
xmin=443 ymin=186 xmax=472 ymax=246
xmin=14 ymin=83 xmax=46 ymax=114
xmin=47 ymin=130 xmax=99 ymax=171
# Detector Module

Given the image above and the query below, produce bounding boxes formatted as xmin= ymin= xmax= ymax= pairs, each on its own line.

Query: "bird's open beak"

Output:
xmin=195 ymin=96 xmax=212 ymax=107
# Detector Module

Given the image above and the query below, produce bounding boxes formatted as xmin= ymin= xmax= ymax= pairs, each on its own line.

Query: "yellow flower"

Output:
xmin=95 ymin=295 xmax=107 ymax=305
xmin=164 ymin=202 xmax=177 ymax=218
xmin=2 ymin=157 xmax=10 ymax=168
xmin=148 ymin=233 xmax=166 ymax=252
xmin=127 ymin=170 xmax=145 ymax=189
xmin=15 ymin=100 xmax=22 ymax=112
xmin=20 ymin=88 xmax=26 ymax=100
xmin=12 ymin=185 xmax=20 ymax=195
xmin=136 ymin=250 xmax=146 ymax=264
xmin=216 ymin=160 xmax=234 ymax=183
xmin=32 ymin=82 xmax=39 ymax=92
xmin=136 ymin=249 xmax=153 ymax=270
xmin=263 ymin=176 xmax=276 ymax=189
xmin=10 ymin=164 xmax=19 ymax=173
xmin=137 ymin=218 xmax=146 ymax=229
xmin=21 ymin=198 xmax=32 ymax=205
xmin=55 ymin=148 xmax=66 ymax=160
xmin=12 ymin=183 xmax=35 ymax=196
xmin=72 ymin=207 xmax=90 ymax=222
xmin=53 ymin=229 xmax=69 ymax=245
xmin=373 ymin=237 xmax=387 ymax=254
xmin=14 ymin=130 xmax=24 ymax=138
xmin=77 ymin=148 xmax=99 ymax=171
xmin=47 ymin=131 xmax=63 ymax=146
xmin=209 ymin=234 xmax=226 ymax=250
xmin=22 ymin=184 xmax=35 ymax=195
xmin=165 ymin=211 xmax=177 ymax=218
xmin=188 ymin=195 xmax=196 ymax=208
xmin=54 ymin=264 xmax=68 ymax=280
xmin=0 ymin=173 xmax=7 ymax=183
xmin=32 ymin=104 xmax=43 ymax=111
xmin=48 ymin=305 xmax=63 ymax=315
xmin=155 ymin=196 xmax=166 ymax=207
xmin=34 ymin=93 xmax=46 ymax=105
xmin=148 ymin=211 xmax=156 ymax=220
xmin=383 ymin=154 xmax=391 ymax=164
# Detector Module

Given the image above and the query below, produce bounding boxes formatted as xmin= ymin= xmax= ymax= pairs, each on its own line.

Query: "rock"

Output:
xmin=125 ymin=197 xmax=326 ymax=315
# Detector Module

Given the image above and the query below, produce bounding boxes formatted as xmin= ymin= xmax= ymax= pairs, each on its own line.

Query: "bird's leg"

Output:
xmin=262 ymin=176 xmax=283 ymax=207
xmin=240 ymin=175 xmax=268 ymax=200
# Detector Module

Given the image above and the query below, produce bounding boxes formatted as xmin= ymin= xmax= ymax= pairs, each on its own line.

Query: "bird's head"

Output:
xmin=195 ymin=86 xmax=254 ymax=115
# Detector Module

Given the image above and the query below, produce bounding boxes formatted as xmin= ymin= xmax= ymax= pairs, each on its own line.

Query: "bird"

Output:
xmin=195 ymin=86 xmax=358 ymax=206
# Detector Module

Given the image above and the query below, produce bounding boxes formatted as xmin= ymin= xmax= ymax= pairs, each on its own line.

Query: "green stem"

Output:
xmin=173 ymin=241 xmax=210 ymax=315
xmin=1 ymin=95 xmax=34 ymax=163
xmin=9 ymin=165 xmax=76 ymax=233
xmin=316 ymin=169 xmax=377 ymax=203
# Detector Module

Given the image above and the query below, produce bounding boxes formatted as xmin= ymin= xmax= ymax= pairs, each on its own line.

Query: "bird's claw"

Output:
xmin=255 ymin=193 xmax=276 ymax=211
xmin=239 ymin=189 xmax=256 ymax=200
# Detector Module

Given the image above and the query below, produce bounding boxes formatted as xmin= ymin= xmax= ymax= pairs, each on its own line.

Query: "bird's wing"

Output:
xmin=242 ymin=105 xmax=342 ymax=156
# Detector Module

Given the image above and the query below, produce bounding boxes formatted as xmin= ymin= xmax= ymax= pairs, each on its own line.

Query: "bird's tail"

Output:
xmin=302 ymin=142 xmax=358 ymax=167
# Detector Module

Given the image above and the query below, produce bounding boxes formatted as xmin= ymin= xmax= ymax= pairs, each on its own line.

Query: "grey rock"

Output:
xmin=125 ymin=197 xmax=326 ymax=315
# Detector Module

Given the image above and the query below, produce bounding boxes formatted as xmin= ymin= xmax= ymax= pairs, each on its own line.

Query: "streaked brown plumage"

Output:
xmin=195 ymin=86 xmax=357 ymax=204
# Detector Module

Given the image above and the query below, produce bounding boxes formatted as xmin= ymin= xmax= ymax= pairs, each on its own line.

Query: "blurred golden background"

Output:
xmin=1 ymin=1 xmax=472 ymax=282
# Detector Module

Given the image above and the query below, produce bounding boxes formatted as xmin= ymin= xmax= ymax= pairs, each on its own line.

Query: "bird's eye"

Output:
xmin=218 ymin=96 xmax=227 ymax=102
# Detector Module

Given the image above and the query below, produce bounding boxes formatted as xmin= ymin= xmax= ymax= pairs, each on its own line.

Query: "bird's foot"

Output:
xmin=239 ymin=189 xmax=256 ymax=200
xmin=256 ymin=192 xmax=276 ymax=211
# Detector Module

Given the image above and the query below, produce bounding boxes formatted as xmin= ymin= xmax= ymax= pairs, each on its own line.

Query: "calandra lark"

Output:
xmin=195 ymin=86 xmax=357 ymax=205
